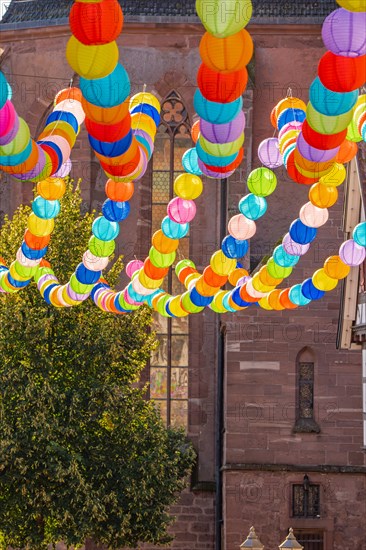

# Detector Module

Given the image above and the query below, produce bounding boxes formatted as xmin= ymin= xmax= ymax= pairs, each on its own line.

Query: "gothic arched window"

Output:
xmin=149 ymin=91 xmax=192 ymax=430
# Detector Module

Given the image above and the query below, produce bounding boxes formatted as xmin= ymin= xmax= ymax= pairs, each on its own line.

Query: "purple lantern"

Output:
xmin=339 ymin=239 xmax=366 ymax=266
xmin=322 ymin=8 xmax=366 ymax=58
xmin=54 ymin=158 xmax=72 ymax=178
xmin=12 ymin=145 xmax=46 ymax=181
xmin=258 ymin=137 xmax=283 ymax=169
xmin=197 ymin=158 xmax=235 ymax=179
xmin=282 ymin=232 xmax=310 ymax=256
xmin=297 ymin=132 xmax=340 ymax=163
xmin=200 ymin=110 xmax=245 ymax=144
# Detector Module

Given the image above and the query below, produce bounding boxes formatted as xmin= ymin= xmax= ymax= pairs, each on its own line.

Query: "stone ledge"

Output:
xmin=222 ymin=463 xmax=366 ymax=474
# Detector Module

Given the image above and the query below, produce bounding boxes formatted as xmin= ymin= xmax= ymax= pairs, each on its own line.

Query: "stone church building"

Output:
xmin=0 ymin=1 xmax=365 ymax=549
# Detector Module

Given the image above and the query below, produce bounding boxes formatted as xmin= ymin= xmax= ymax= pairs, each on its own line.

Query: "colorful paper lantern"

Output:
xmin=309 ymin=77 xmax=358 ymax=116
xmin=258 ymin=138 xmax=283 ymax=169
xmin=66 ymin=36 xmax=119 ymax=79
xmin=167 ymin=197 xmax=197 ymax=224
xmin=194 ymin=90 xmax=243 ymax=124
xmin=197 ymin=64 xmax=248 ymax=103
xmin=318 ymin=51 xmax=366 ymax=92
xmin=239 ymin=194 xmax=267 ymax=220
xmin=228 ymin=214 xmax=256 ymax=240
xmin=322 ymin=8 xmax=366 ymax=58
xmin=80 ymin=64 xmax=130 ymax=108
xmin=339 ymin=239 xmax=366 ymax=266
xmin=353 ymin=222 xmax=366 ymax=247
xmin=69 ymin=0 xmax=123 ymax=45
xmin=174 ymin=173 xmax=203 ymax=200
xmin=196 ymin=0 xmax=253 ymax=38
xmin=199 ymin=29 xmax=253 ymax=72
xmin=247 ymin=167 xmax=277 ymax=197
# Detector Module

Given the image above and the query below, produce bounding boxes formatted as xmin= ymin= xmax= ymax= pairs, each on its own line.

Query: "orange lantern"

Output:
xmin=199 ymin=29 xmax=253 ymax=73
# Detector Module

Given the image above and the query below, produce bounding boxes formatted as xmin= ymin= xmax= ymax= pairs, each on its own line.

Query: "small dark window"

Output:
xmin=292 ymin=476 xmax=320 ymax=518
xmin=294 ymin=355 xmax=320 ymax=433
xmin=294 ymin=530 xmax=324 ymax=550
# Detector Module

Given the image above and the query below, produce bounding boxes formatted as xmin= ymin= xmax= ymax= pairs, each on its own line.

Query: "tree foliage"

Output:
xmin=0 ymin=182 xmax=195 ymax=549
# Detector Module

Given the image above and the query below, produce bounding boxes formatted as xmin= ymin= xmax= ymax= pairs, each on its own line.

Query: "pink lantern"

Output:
xmin=39 ymin=135 xmax=71 ymax=164
xmin=16 ymin=248 xmax=41 ymax=268
xmin=278 ymin=121 xmax=303 ymax=140
xmin=0 ymin=100 xmax=16 ymax=138
xmin=56 ymin=285 xmax=72 ymax=307
xmin=228 ymin=214 xmax=256 ymax=240
xmin=131 ymin=275 xmax=156 ymax=296
xmin=258 ymin=137 xmax=283 ymax=168
xmin=282 ymin=232 xmax=310 ymax=256
xmin=126 ymin=260 xmax=144 ymax=279
xmin=339 ymin=239 xmax=366 ymax=266
xmin=245 ymin=279 xmax=266 ymax=299
xmin=82 ymin=250 xmax=109 ymax=272
xmin=55 ymin=99 xmax=85 ymax=125
xmin=168 ymin=197 xmax=197 ymax=223
xmin=124 ymin=287 xmax=143 ymax=305
xmin=299 ymin=202 xmax=329 ymax=228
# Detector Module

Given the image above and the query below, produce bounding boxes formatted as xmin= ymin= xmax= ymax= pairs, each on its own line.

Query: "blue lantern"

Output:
xmin=289 ymin=219 xmax=317 ymax=245
xmin=102 ymin=199 xmax=130 ymax=222
xmin=80 ymin=63 xmax=130 ymax=108
xmin=194 ymin=90 xmax=243 ymax=125
xmin=182 ymin=148 xmax=203 ymax=176
xmin=288 ymin=284 xmax=311 ymax=306
xmin=239 ymin=194 xmax=267 ymax=220
xmin=75 ymin=263 xmax=101 ymax=285
xmin=301 ymin=278 xmax=325 ymax=300
xmin=161 ymin=216 xmax=189 ymax=239
xmin=309 ymin=77 xmax=358 ymax=117
xmin=32 ymin=196 xmax=60 ymax=219
xmin=273 ymin=245 xmax=300 ymax=268
xmin=92 ymin=216 xmax=120 ymax=241
xmin=222 ymin=235 xmax=248 ymax=259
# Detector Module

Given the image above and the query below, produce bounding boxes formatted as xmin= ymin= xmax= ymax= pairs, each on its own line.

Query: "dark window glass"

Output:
xmin=292 ymin=484 xmax=320 ymax=518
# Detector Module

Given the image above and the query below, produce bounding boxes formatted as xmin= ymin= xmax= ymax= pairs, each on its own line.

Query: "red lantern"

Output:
xmin=38 ymin=142 xmax=60 ymax=174
xmin=301 ymin=120 xmax=347 ymax=150
xmin=197 ymin=64 xmax=248 ymax=103
xmin=318 ymin=51 xmax=366 ymax=93
xmin=205 ymin=147 xmax=244 ymax=173
xmin=69 ymin=0 xmax=123 ymax=46
xmin=85 ymin=113 xmax=131 ymax=142
xmin=286 ymin=151 xmax=319 ymax=185
xmin=336 ymin=140 xmax=358 ymax=164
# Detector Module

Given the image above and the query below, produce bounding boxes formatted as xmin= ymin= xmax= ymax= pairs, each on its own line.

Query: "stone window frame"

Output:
xmin=293 ymin=347 xmax=320 ymax=433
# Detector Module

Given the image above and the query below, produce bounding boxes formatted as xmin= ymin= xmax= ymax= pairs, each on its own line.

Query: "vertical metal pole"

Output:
xmin=215 ymin=177 xmax=228 ymax=550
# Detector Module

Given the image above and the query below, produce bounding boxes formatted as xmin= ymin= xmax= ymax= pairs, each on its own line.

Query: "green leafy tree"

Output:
xmin=0 ymin=182 xmax=195 ymax=550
